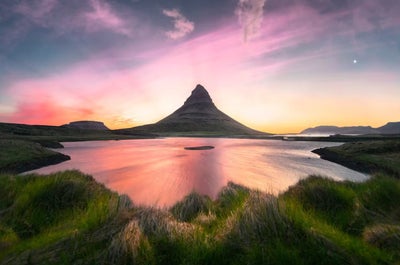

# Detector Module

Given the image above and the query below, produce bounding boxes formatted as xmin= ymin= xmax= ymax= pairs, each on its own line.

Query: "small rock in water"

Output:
xmin=184 ymin=146 xmax=215 ymax=150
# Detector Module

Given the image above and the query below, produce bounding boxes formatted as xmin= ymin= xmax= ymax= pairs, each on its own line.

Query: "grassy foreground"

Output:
xmin=1 ymin=140 xmax=399 ymax=264
xmin=1 ymin=173 xmax=399 ymax=264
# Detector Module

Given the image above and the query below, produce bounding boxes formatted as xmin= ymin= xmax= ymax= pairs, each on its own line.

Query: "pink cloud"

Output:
xmin=10 ymin=0 xmax=133 ymax=38
xmin=84 ymin=0 xmax=131 ymax=36
xmin=235 ymin=0 xmax=267 ymax=41
xmin=5 ymin=98 xmax=95 ymax=126
xmin=351 ymin=0 xmax=400 ymax=32
xmin=162 ymin=9 xmax=194 ymax=39
xmin=14 ymin=0 xmax=57 ymax=24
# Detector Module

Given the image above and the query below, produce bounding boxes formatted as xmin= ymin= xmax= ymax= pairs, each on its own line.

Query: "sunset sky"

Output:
xmin=0 ymin=0 xmax=399 ymax=133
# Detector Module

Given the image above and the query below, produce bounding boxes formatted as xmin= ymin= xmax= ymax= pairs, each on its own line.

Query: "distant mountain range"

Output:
xmin=116 ymin=84 xmax=269 ymax=136
xmin=301 ymin=122 xmax=400 ymax=135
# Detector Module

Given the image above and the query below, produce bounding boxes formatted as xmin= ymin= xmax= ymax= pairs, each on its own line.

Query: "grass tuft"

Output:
xmin=363 ymin=224 xmax=400 ymax=251
xmin=215 ymin=182 xmax=250 ymax=217
xmin=170 ymin=192 xmax=212 ymax=222
xmin=228 ymin=191 xmax=290 ymax=245
xmin=0 ymin=170 xmax=120 ymax=259
xmin=284 ymin=175 xmax=358 ymax=232
xmin=107 ymin=219 xmax=155 ymax=264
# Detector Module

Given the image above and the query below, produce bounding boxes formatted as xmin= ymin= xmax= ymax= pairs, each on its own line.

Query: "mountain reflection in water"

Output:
xmin=29 ymin=138 xmax=368 ymax=207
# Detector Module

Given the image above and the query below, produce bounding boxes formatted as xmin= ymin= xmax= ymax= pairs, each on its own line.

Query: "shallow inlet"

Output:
xmin=28 ymin=138 xmax=368 ymax=207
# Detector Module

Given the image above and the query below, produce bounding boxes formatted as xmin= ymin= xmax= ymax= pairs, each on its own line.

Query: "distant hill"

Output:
xmin=116 ymin=84 xmax=269 ymax=136
xmin=0 ymin=122 xmax=155 ymax=144
xmin=62 ymin=121 xmax=109 ymax=130
xmin=301 ymin=126 xmax=377 ymax=135
xmin=301 ymin=122 xmax=400 ymax=135
xmin=378 ymin=122 xmax=400 ymax=134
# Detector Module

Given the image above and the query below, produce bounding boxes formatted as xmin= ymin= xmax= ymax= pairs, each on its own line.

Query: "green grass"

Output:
xmin=0 ymin=122 xmax=156 ymax=144
xmin=0 ymin=139 xmax=70 ymax=173
xmin=1 ymin=139 xmax=400 ymax=264
xmin=0 ymin=170 xmax=121 ymax=261
xmin=105 ymin=180 xmax=397 ymax=265
xmin=314 ymin=140 xmax=400 ymax=177
xmin=0 ymin=122 xmax=156 ymax=174
xmin=0 ymin=140 xmax=55 ymax=168
xmin=1 ymin=173 xmax=399 ymax=264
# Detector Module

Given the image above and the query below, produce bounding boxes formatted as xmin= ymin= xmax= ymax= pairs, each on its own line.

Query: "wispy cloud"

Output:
xmin=162 ymin=9 xmax=194 ymax=40
xmin=9 ymin=0 xmax=132 ymax=38
xmin=84 ymin=0 xmax=131 ymax=36
xmin=14 ymin=0 xmax=57 ymax=25
xmin=235 ymin=0 xmax=267 ymax=41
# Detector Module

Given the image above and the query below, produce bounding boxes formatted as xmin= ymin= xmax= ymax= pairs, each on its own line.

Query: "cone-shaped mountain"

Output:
xmin=184 ymin=84 xmax=213 ymax=105
xmin=118 ymin=84 xmax=269 ymax=136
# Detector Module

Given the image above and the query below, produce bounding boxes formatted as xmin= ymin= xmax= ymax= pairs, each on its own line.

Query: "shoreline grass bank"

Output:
xmin=313 ymin=140 xmax=400 ymax=178
xmin=0 ymin=140 xmax=70 ymax=174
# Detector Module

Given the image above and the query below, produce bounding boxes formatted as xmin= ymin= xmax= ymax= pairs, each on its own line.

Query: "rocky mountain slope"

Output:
xmin=117 ymin=84 xmax=269 ymax=136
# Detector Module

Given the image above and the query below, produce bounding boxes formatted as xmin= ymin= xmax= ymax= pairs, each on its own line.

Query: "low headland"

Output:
xmin=313 ymin=140 xmax=400 ymax=177
xmin=1 ymin=134 xmax=400 ymax=264
xmin=0 ymin=122 xmax=158 ymax=173
xmin=0 ymin=140 xmax=70 ymax=174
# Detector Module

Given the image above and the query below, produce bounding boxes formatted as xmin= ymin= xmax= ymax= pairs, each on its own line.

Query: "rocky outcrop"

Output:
xmin=62 ymin=121 xmax=109 ymax=130
xmin=184 ymin=146 xmax=215 ymax=150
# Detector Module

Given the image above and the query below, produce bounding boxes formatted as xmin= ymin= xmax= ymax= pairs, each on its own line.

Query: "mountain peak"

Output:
xmin=184 ymin=84 xmax=213 ymax=105
xmin=118 ymin=83 xmax=269 ymax=136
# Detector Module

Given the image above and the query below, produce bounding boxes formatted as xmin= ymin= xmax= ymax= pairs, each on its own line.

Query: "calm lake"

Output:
xmin=30 ymin=138 xmax=368 ymax=207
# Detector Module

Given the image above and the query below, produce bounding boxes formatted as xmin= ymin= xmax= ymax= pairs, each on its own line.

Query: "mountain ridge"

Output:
xmin=117 ymin=84 xmax=269 ymax=136
xmin=301 ymin=122 xmax=400 ymax=135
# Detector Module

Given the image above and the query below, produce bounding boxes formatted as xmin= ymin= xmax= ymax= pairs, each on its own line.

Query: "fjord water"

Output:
xmin=30 ymin=138 xmax=367 ymax=207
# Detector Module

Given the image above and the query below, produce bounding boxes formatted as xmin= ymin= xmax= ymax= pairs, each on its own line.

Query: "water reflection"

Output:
xmin=29 ymin=138 xmax=368 ymax=207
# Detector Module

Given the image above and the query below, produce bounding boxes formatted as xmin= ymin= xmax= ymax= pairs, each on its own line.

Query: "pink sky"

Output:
xmin=1 ymin=0 xmax=399 ymax=133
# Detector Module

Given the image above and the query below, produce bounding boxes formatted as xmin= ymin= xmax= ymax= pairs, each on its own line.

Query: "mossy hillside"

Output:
xmin=0 ymin=122 xmax=156 ymax=144
xmin=313 ymin=140 xmax=400 ymax=177
xmin=0 ymin=140 xmax=70 ymax=173
xmin=0 ymin=170 xmax=121 ymax=261
xmin=283 ymin=174 xmax=400 ymax=242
